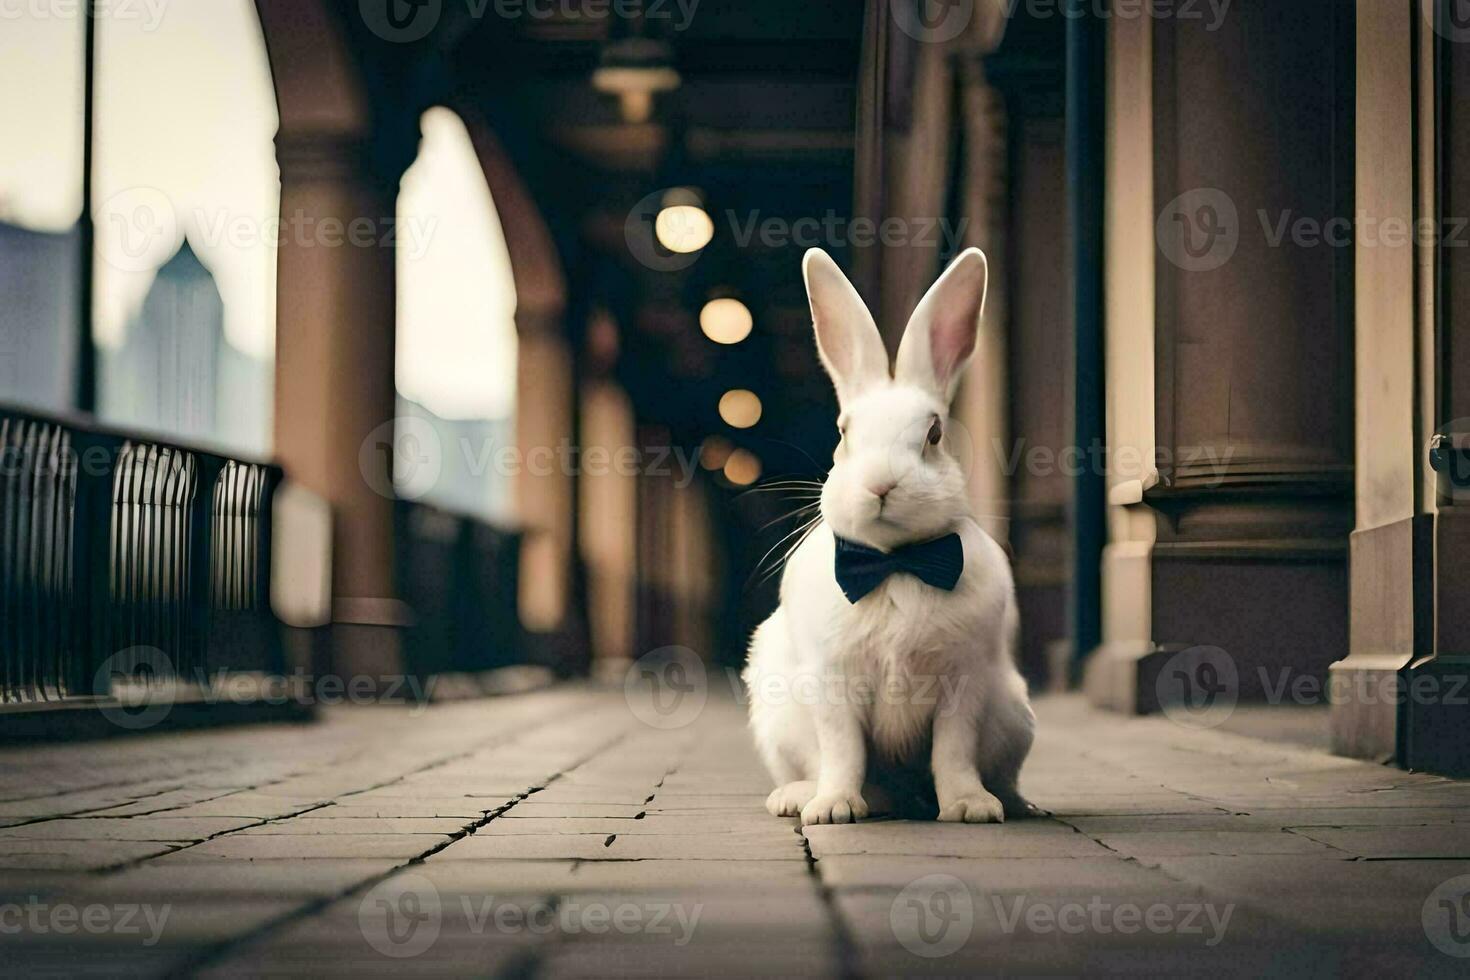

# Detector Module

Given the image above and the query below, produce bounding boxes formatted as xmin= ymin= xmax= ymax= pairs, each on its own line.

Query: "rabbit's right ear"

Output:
xmin=803 ymin=249 xmax=888 ymax=406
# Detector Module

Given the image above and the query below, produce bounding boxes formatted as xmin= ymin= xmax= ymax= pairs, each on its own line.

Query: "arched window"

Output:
xmin=395 ymin=107 xmax=519 ymax=523
xmin=88 ymin=0 xmax=280 ymax=454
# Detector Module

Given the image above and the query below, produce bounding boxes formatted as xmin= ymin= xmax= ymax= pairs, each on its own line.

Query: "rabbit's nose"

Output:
xmin=868 ymin=480 xmax=897 ymax=500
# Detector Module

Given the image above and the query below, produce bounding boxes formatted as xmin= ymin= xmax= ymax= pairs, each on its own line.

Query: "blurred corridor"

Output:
xmin=4 ymin=1 xmax=1470 ymax=975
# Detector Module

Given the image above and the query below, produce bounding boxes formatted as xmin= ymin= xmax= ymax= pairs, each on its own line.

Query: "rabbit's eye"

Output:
xmin=927 ymin=419 xmax=943 ymax=446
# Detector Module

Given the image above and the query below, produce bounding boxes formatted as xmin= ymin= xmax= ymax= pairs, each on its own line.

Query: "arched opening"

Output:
xmin=395 ymin=106 xmax=519 ymax=524
xmin=90 ymin=0 xmax=280 ymax=455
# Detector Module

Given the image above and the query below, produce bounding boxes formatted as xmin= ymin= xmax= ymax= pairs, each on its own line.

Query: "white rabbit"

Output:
xmin=743 ymin=247 xmax=1035 ymax=826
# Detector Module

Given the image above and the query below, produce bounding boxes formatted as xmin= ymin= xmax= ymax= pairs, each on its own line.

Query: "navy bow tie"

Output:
xmin=833 ymin=533 xmax=965 ymax=603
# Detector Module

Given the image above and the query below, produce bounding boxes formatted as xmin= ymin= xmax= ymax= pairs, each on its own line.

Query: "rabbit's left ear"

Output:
xmin=895 ymin=248 xmax=988 ymax=403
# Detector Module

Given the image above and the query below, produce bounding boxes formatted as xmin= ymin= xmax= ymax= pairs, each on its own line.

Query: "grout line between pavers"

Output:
xmin=796 ymin=825 xmax=864 ymax=980
xmin=165 ymin=709 xmax=636 ymax=978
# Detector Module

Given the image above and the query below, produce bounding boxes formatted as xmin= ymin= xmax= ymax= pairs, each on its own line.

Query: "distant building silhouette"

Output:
xmin=0 ymin=220 xmax=81 ymax=411
xmin=396 ymin=395 xmax=515 ymax=525
xmin=103 ymin=240 xmax=222 ymax=440
xmin=101 ymin=238 xmax=272 ymax=454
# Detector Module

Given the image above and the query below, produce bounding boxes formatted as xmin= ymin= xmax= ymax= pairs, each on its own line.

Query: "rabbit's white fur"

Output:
xmin=743 ymin=247 xmax=1034 ymax=826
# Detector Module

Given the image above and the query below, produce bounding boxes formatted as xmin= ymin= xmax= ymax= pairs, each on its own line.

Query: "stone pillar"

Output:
xmin=1087 ymin=0 xmax=1355 ymax=710
xmin=977 ymin=38 xmax=1071 ymax=690
xmin=579 ymin=377 xmax=637 ymax=664
xmin=257 ymin=0 xmax=410 ymax=679
xmin=1330 ymin=0 xmax=1470 ymax=775
xmin=272 ymin=134 xmax=406 ymax=677
xmin=515 ymin=313 xmax=575 ymax=635
xmin=950 ymin=65 xmax=1010 ymax=550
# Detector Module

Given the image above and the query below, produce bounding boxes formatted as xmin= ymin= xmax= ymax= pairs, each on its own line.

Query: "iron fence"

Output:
xmin=396 ymin=500 xmax=523 ymax=677
xmin=1 ymin=402 xmax=283 ymax=704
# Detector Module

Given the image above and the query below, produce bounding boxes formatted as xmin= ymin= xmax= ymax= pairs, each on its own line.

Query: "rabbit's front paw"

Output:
xmin=937 ymin=791 xmax=1005 ymax=823
xmin=766 ymin=781 xmax=817 ymax=817
xmin=800 ymin=791 xmax=869 ymax=826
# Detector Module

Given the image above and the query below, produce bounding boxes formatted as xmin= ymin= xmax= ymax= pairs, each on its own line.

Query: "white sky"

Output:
xmin=0 ymin=0 xmax=280 ymax=359
xmin=1 ymin=6 xmax=517 ymax=422
xmin=396 ymin=107 xmax=519 ymax=421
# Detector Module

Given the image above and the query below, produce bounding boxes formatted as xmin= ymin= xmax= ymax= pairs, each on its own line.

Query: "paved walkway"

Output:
xmin=2 ymin=688 xmax=1469 ymax=977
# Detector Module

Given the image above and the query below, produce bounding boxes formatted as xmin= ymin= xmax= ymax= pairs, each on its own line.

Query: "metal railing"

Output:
xmin=1 ymin=402 xmax=283 ymax=704
xmin=396 ymin=500 xmax=523 ymax=678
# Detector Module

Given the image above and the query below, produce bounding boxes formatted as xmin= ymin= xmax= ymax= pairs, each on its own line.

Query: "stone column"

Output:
xmin=579 ymin=377 xmax=637 ymax=665
xmin=272 ymin=134 xmax=406 ymax=678
xmin=976 ymin=38 xmax=1071 ymax=690
xmin=515 ymin=313 xmax=575 ymax=636
xmin=1087 ymin=0 xmax=1355 ymax=711
xmin=950 ymin=64 xmax=1010 ymax=551
xmin=1330 ymin=0 xmax=1470 ymax=775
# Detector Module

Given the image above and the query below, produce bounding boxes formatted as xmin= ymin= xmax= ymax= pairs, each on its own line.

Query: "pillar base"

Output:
xmin=329 ymin=597 xmax=411 ymax=687
xmin=1082 ymin=641 xmax=1189 ymax=715
xmin=1330 ymin=654 xmax=1470 ymax=776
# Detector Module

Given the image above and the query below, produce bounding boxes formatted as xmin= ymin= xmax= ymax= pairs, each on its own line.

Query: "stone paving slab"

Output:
xmin=435 ymin=833 xmax=621 ymax=861
xmin=236 ymin=817 xmax=473 ymax=836
xmin=0 ymin=839 xmax=178 ymax=870
xmin=155 ymin=832 xmax=452 ymax=862
xmin=0 ymin=689 xmax=1467 ymax=978
xmin=804 ymin=821 xmax=1115 ymax=858
xmin=60 ymin=858 xmax=405 ymax=899
xmin=0 ymin=817 xmax=259 ymax=841
xmin=316 ymin=799 xmax=500 ymax=819
xmin=1090 ymin=829 xmax=1346 ymax=858
xmin=814 ymin=854 xmax=1202 ymax=894
xmin=1287 ymin=823 xmax=1470 ymax=859
xmin=503 ymin=803 xmax=646 ymax=819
